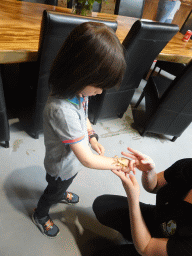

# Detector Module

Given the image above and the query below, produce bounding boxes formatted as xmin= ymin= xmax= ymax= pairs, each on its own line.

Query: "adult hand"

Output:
xmin=112 ymin=170 xmax=140 ymax=203
xmin=90 ymin=138 xmax=105 ymax=155
xmin=121 ymin=147 xmax=155 ymax=174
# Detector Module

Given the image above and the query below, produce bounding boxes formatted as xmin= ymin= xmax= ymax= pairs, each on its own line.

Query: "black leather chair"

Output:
xmin=88 ymin=20 xmax=179 ymax=124
xmin=114 ymin=0 xmax=145 ymax=18
xmin=133 ymin=60 xmax=192 ymax=142
xmin=0 ymin=67 xmax=10 ymax=148
xmin=92 ymin=1 xmax=102 ymax=12
xmin=67 ymin=0 xmax=101 ymax=12
xmin=180 ymin=9 xmax=192 ymax=35
xmin=19 ymin=0 xmax=58 ymax=5
xmin=18 ymin=10 xmax=117 ymax=139
xmin=148 ymin=10 xmax=192 ymax=79
xmin=150 ymin=60 xmax=186 ymax=78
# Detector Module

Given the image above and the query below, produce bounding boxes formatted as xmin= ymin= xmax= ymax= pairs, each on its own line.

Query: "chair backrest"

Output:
xmin=116 ymin=20 xmax=179 ymax=92
xmin=159 ymin=60 xmax=192 ymax=115
xmin=19 ymin=0 xmax=58 ymax=5
xmin=180 ymin=10 xmax=192 ymax=35
xmin=92 ymin=2 xmax=102 ymax=12
xmin=37 ymin=10 xmax=117 ymax=90
xmin=114 ymin=0 xmax=145 ymax=18
xmin=67 ymin=0 xmax=101 ymax=12
xmin=32 ymin=10 xmax=117 ymax=133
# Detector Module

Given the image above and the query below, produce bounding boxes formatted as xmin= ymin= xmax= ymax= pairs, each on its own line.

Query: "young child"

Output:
xmin=32 ymin=21 xmax=127 ymax=238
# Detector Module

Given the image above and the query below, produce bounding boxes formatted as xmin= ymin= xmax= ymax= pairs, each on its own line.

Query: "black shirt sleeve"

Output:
xmin=167 ymin=236 xmax=192 ymax=256
xmin=164 ymin=159 xmax=192 ymax=189
xmin=156 ymin=159 xmax=192 ymax=255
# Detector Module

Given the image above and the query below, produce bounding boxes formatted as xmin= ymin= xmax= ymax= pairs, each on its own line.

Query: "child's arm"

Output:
xmin=70 ymin=140 xmax=128 ymax=170
xmin=87 ymin=118 xmax=105 ymax=155
xmin=87 ymin=118 xmax=94 ymax=131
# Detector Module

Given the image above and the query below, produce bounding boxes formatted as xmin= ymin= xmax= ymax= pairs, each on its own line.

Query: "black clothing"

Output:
xmin=92 ymin=159 xmax=192 ymax=256
xmin=92 ymin=244 xmax=139 ymax=256
xmin=93 ymin=196 xmax=162 ymax=241
xmin=36 ymin=173 xmax=77 ymax=218
xmin=157 ymin=159 xmax=192 ymax=255
xmin=93 ymin=195 xmax=161 ymax=256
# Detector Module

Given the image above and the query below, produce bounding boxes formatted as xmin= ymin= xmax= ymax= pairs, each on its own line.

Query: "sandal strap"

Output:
xmin=66 ymin=192 xmax=73 ymax=201
xmin=44 ymin=219 xmax=54 ymax=231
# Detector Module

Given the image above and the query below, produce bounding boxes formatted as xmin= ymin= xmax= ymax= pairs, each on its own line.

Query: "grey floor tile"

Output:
xmin=0 ymin=80 xmax=192 ymax=255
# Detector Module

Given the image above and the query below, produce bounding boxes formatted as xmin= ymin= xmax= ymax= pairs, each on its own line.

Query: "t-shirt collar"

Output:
xmin=67 ymin=96 xmax=84 ymax=105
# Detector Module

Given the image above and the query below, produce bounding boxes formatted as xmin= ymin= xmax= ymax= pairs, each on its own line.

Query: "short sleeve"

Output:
xmin=49 ymin=107 xmax=85 ymax=144
xmin=164 ymin=159 xmax=192 ymax=188
xmin=167 ymin=236 xmax=192 ymax=256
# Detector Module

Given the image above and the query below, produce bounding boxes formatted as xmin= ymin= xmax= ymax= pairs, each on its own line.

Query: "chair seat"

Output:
xmin=144 ymin=76 xmax=172 ymax=121
xmin=151 ymin=76 xmax=172 ymax=98
xmin=155 ymin=61 xmax=186 ymax=77
xmin=135 ymin=75 xmax=172 ymax=111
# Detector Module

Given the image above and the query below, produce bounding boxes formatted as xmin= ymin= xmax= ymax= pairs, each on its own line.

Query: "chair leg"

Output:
xmin=117 ymin=112 xmax=124 ymax=118
xmin=134 ymin=91 xmax=144 ymax=108
xmin=5 ymin=141 xmax=9 ymax=148
xmin=34 ymin=132 xmax=39 ymax=139
xmin=30 ymin=131 xmax=40 ymax=139
xmin=140 ymin=130 xmax=147 ymax=137
xmin=150 ymin=62 xmax=158 ymax=77
xmin=171 ymin=136 xmax=177 ymax=142
xmin=92 ymin=118 xmax=97 ymax=125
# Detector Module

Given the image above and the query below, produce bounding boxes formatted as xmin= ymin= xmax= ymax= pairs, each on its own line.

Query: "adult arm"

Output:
xmin=121 ymin=147 xmax=168 ymax=193
xmin=142 ymin=170 xmax=167 ymax=194
xmin=129 ymin=196 xmax=169 ymax=256
xmin=112 ymin=170 xmax=169 ymax=256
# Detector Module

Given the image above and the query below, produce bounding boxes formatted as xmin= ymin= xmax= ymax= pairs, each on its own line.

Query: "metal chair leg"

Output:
xmin=134 ymin=91 xmax=144 ymax=108
xmin=34 ymin=132 xmax=40 ymax=139
xmin=150 ymin=62 xmax=158 ymax=77
xmin=117 ymin=112 xmax=124 ymax=118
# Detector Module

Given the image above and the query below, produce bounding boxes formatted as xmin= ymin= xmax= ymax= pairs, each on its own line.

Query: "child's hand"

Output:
xmin=90 ymin=138 xmax=105 ymax=155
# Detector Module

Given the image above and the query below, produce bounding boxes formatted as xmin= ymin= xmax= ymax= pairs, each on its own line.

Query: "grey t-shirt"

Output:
xmin=43 ymin=95 xmax=89 ymax=180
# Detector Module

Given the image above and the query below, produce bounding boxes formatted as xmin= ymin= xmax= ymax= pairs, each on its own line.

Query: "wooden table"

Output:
xmin=0 ymin=0 xmax=192 ymax=64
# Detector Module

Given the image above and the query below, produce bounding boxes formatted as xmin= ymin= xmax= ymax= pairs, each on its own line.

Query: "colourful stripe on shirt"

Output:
xmin=62 ymin=135 xmax=85 ymax=144
xmin=67 ymin=96 xmax=84 ymax=105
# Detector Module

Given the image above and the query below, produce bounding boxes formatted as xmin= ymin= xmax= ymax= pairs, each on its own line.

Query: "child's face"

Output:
xmin=79 ymin=86 xmax=103 ymax=97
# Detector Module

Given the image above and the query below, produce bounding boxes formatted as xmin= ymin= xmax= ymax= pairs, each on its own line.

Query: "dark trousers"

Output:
xmin=36 ymin=173 xmax=77 ymax=218
xmin=92 ymin=194 xmax=161 ymax=256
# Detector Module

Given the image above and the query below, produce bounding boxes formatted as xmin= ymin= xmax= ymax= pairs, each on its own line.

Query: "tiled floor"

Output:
xmin=0 ymin=79 xmax=192 ymax=256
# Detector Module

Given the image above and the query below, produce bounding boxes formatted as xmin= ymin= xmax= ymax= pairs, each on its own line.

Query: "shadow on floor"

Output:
xmin=3 ymin=166 xmax=46 ymax=215
xmin=3 ymin=166 xmax=127 ymax=255
xmin=51 ymin=206 xmax=128 ymax=256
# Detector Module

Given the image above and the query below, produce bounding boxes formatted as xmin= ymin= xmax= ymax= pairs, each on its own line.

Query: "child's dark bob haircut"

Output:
xmin=49 ymin=22 xmax=126 ymax=99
